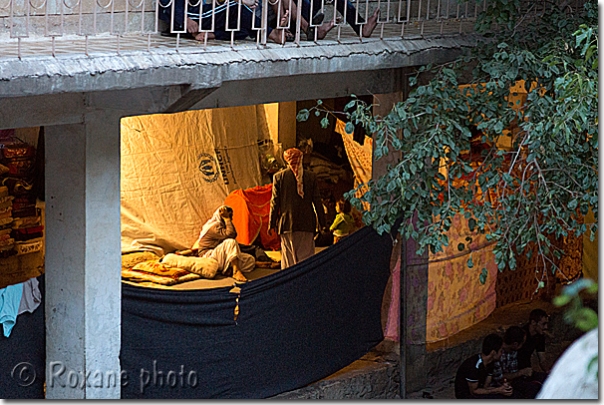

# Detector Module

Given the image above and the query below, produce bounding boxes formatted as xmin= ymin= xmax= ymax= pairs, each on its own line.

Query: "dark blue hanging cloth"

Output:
xmin=120 ymin=226 xmax=393 ymax=398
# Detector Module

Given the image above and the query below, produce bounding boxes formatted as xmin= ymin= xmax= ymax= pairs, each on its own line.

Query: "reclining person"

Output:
xmin=192 ymin=205 xmax=255 ymax=282
xmin=159 ymin=0 xmax=290 ymax=44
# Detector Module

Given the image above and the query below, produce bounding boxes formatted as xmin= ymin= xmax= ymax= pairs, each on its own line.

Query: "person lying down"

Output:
xmin=190 ymin=205 xmax=255 ymax=282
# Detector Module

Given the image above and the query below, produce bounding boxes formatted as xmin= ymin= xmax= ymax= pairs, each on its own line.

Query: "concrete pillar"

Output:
xmin=44 ymin=110 xmax=122 ymax=399
xmin=401 ymin=234 xmax=428 ymax=395
xmin=277 ymin=102 xmax=297 ymax=150
xmin=372 ymin=92 xmax=403 ymax=177
xmin=264 ymin=103 xmax=280 ymax=146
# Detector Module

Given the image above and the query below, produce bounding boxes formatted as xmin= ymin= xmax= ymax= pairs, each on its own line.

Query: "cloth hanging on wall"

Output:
xmin=337 ymin=119 xmax=497 ymax=343
xmin=425 ymin=214 xmax=498 ymax=342
xmin=120 ymin=106 xmax=269 ymax=256
xmin=121 ymin=226 xmax=392 ymax=399
xmin=0 ymin=283 xmax=23 ymax=337
xmin=384 ymin=256 xmax=400 ymax=341
xmin=383 ymin=219 xmax=497 ymax=343
xmin=17 ymin=276 xmax=41 ymax=315
xmin=582 ymin=208 xmax=598 ymax=283
xmin=336 ymin=119 xmax=373 ymax=187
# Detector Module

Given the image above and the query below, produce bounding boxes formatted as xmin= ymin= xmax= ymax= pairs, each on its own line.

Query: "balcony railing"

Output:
xmin=0 ymin=0 xmax=582 ymax=59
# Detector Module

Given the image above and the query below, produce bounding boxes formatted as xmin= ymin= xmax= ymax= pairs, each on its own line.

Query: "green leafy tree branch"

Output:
xmin=299 ymin=0 xmax=597 ymax=286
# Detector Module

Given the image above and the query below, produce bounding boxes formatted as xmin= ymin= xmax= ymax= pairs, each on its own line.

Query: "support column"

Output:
xmin=372 ymin=92 xmax=403 ymax=176
xmin=401 ymin=234 xmax=428 ymax=396
xmin=372 ymin=87 xmax=429 ymax=397
xmin=45 ymin=110 xmax=122 ymax=399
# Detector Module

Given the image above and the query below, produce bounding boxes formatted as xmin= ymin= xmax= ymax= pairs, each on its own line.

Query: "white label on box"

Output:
xmin=15 ymin=239 xmax=43 ymax=255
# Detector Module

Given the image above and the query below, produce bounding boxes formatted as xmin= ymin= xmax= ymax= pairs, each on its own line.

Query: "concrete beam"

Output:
xmin=191 ymin=68 xmax=404 ymax=110
xmin=45 ymin=110 xmax=121 ymax=399
xmin=278 ymin=102 xmax=297 ymax=151
xmin=0 ymin=85 xmax=211 ymax=130
xmin=0 ymin=37 xmax=476 ymax=99
xmin=0 ymin=93 xmax=85 ymax=130
xmin=85 ymin=86 xmax=193 ymax=116
xmin=164 ymin=86 xmax=219 ymax=113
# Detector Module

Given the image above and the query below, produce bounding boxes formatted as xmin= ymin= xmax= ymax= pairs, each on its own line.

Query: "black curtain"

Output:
xmin=121 ymin=226 xmax=392 ymax=398
xmin=0 ymin=226 xmax=393 ymax=399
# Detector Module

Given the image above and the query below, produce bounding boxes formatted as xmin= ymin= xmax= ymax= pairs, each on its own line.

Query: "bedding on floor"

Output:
xmin=121 ymin=244 xmax=281 ymax=288
xmin=121 ymin=251 xmax=202 ymax=286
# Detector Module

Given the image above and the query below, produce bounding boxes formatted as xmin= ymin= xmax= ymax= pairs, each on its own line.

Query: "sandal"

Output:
xmin=305 ymin=11 xmax=324 ymax=41
xmin=284 ymin=29 xmax=295 ymax=42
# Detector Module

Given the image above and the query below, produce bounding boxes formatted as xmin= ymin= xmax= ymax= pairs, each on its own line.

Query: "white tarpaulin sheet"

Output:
xmin=121 ymin=106 xmax=270 ymax=255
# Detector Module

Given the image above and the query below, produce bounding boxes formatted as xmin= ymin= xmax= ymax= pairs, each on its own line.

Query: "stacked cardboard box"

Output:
xmin=0 ymin=186 xmax=14 ymax=258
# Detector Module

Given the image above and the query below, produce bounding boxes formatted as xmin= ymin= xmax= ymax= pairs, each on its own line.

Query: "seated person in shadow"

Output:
xmin=515 ymin=309 xmax=551 ymax=387
xmin=192 ymin=205 xmax=255 ymax=282
xmin=455 ymin=333 xmax=520 ymax=399
xmin=159 ymin=0 xmax=290 ymax=44
xmin=496 ymin=325 xmax=542 ymax=398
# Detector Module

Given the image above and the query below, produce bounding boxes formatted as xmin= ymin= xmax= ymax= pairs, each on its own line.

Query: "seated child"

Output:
xmin=329 ymin=199 xmax=355 ymax=243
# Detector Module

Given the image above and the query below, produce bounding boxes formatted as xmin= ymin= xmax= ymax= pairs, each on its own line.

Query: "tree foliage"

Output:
xmin=300 ymin=0 xmax=598 ymax=283
xmin=553 ymin=278 xmax=598 ymax=332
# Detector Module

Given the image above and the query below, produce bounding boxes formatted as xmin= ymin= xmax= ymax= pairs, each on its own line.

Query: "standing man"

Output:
xmin=454 ymin=333 xmax=516 ymax=399
xmin=269 ymin=148 xmax=326 ymax=269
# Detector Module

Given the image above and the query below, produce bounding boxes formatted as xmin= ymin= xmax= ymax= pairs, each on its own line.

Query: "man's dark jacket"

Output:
xmin=269 ymin=168 xmax=326 ymax=234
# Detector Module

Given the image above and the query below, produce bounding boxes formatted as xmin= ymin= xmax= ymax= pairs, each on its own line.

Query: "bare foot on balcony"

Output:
xmin=361 ymin=8 xmax=380 ymax=37
xmin=193 ymin=32 xmax=216 ymax=41
xmin=185 ymin=17 xmax=216 ymax=41
xmin=316 ymin=19 xmax=335 ymax=40
xmin=268 ymin=10 xmax=290 ymax=44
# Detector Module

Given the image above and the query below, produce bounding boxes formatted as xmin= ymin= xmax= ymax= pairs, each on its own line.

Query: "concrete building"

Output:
xmin=1 ymin=0 xmax=488 ymax=398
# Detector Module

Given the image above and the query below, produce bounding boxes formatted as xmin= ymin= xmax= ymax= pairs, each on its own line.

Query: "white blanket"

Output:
xmin=161 ymin=254 xmax=220 ymax=279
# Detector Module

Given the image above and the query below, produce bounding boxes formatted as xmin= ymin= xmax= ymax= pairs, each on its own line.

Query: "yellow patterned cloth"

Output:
xmin=336 ymin=120 xmax=373 ymax=187
xmin=336 ymin=120 xmax=373 ymax=213
xmin=426 ymin=214 xmax=497 ymax=342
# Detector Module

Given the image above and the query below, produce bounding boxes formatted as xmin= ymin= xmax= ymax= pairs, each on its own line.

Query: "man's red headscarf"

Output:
xmin=283 ymin=148 xmax=304 ymax=198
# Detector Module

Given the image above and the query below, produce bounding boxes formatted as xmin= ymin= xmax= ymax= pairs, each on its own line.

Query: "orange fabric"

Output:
xmin=224 ymin=184 xmax=281 ymax=251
